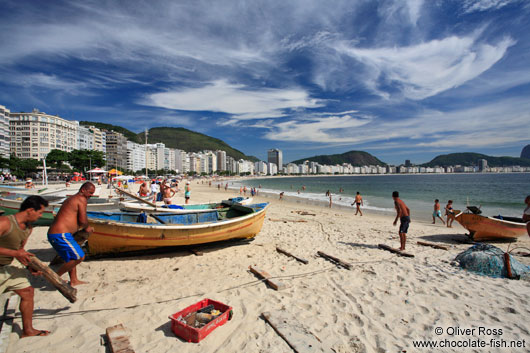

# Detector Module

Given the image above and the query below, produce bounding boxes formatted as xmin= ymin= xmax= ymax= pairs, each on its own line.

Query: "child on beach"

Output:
xmin=392 ymin=191 xmax=411 ymax=251
xmin=432 ymin=199 xmax=445 ymax=225
xmin=445 ymin=200 xmax=455 ymax=228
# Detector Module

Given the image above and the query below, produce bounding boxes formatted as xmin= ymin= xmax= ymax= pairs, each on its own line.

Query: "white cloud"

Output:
xmin=262 ymin=97 xmax=530 ymax=148
xmin=462 ymin=0 xmax=520 ymax=13
xmin=333 ymin=34 xmax=515 ymax=100
xmin=142 ymin=80 xmax=323 ymax=120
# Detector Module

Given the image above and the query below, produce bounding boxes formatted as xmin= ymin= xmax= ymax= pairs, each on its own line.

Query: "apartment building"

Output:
xmin=10 ymin=109 xmax=78 ymax=160
xmin=0 ymin=105 xmax=10 ymax=158
xmin=105 ymin=131 xmax=128 ymax=170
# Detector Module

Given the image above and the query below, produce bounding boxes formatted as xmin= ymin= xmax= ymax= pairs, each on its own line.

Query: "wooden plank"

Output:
xmin=249 ymin=266 xmax=286 ymax=291
xmin=378 ymin=244 xmax=415 ymax=258
xmin=27 ymin=257 xmax=77 ymax=303
xmin=106 ymin=324 xmax=135 ymax=353
xmin=189 ymin=248 xmax=203 ymax=256
xmin=316 ymin=251 xmax=352 ymax=269
xmin=276 ymin=247 xmax=308 ymax=264
xmin=416 ymin=241 xmax=449 ymax=250
xmin=261 ymin=311 xmax=328 ymax=352
xmin=269 ymin=218 xmax=307 ymax=223
xmin=115 ymin=187 xmax=157 ymax=208
xmin=0 ymin=294 xmax=19 ymax=353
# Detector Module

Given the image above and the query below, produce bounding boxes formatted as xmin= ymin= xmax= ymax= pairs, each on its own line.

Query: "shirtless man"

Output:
xmin=47 ymin=182 xmax=95 ymax=286
xmin=352 ymin=192 xmax=364 ymax=216
xmin=0 ymin=196 xmax=50 ymax=337
xmin=392 ymin=191 xmax=411 ymax=251
xmin=523 ymin=195 xmax=530 ymax=237
xmin=432 ymin=199 xmax=445 ymax=225
xmin=138 ymin=182 xmax=149 ymax=197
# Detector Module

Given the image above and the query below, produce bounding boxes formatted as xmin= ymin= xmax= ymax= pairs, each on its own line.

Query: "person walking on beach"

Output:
xmin=523 ymin=195 xmax=530 ymax=237
xmin=392 ymin=191 xmax=411 ymax=251
xmin=329 ymin=193 xmax=332 ymax=208
xmin=47 ymin=182 xmax=95 ymax=286
xmin=432 ymin=199 xmax=445 ymax=225
xmin=445 ymin=200 xmax=455 ymax=227
xmin=279 ymin=192 xmax=284 ymax=200
xmin=150 ymin=180 xmax=158 ymax=203
xmin=162 ymin=181 xmax=176 ymax=205
xmin=352 ymin=192 xmax=363 ymax=216
xmin=184 ymin=181 xmax=191 ymax=204
xmin=0 ymin=196 xmax=50 ymax=337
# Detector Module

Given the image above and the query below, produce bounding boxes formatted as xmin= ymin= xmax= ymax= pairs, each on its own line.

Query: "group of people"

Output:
xmin=432 ymin=199 xmax=456 ymax=227
xmin=0 ymin=182 xmax=95 ymax=337
xmin=138 ymin=179 xmax=191 ymax=205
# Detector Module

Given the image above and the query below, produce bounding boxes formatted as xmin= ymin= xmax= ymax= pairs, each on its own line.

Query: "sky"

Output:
xmin=1 ymin=0 xmax=530 ymax=165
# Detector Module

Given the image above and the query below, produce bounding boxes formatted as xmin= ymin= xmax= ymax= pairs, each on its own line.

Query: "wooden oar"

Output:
xmin=115 ymin=188 xmax=157 ymax=208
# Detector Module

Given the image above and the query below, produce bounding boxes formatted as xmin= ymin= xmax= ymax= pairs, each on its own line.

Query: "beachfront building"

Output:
xmin=105 ymin=131 xmax=128 ymax=170
xmin=0 ymin=105 xmax=10 ymax=158
xmin=267 ymin=163 xmax=277 ymax=175
xmin=10 ymin=109 xmax=78 ymax=160
xmin=205 ymin=151 xmax=217 ymax=174
xmin=286 ymin=163 xmax=298 ymax=174
xmin=226 ymin=156 xmax=237 ymax=174
xmin=267 ymin=148 xmax=283 ymax=171
xmin=78 ymin=125 xmax=95 ymax=150
xmin=216 ymin=150 xmax=226 ymax=171
xmin=174 ymin=149 xmax=189 ymax=174
xmin=237 ymin=159 xmax=254 ymax=174
xmin=255 ymin=161 xmax=268 ymax=175
xmin=126 ymin=141 xmax=146 ymax=172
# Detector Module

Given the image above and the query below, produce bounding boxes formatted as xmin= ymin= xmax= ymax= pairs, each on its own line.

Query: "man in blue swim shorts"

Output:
xmin=48 ymin=182 xmax=95 ymax=286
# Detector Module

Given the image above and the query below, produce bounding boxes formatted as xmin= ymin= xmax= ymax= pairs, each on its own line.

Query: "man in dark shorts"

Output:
xmin=47 ymin=182 xmax=95 ymax=286
xmin=392 ymin=191 xmax=411 ymax=251
xmin=0 ymin=196 xmax=50 ymax=337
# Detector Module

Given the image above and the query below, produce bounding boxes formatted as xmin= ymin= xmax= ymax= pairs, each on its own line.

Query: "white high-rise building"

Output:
xmin=10 ymin=108 xmax=78 ymax=160
xmin=255 ymin=161 xmax=268 ymax=175
xmin=127 ymin=141 xmax=146 ymax=172
xmin=0 ymin=105 xmax=11 ymax=158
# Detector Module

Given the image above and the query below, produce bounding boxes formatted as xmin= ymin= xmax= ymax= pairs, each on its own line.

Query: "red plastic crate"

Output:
xmin=169 ymin=298 xmax=233 ymax=343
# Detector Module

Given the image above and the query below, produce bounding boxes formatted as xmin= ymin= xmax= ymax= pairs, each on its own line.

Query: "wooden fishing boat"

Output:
xmin=119 ymin=197 xmax=253 ymax=214
xmin=455 ymin=207 xmax=527 ymax=241
xmin=0 ymin=192 xmax=119 ymax=225
xmin=86 ymin=202 xmax=269 ymax=255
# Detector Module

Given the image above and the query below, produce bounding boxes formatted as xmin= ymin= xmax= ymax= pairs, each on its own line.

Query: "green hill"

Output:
xmin=138 ymin=127 xmax=257 ymax=161
xmin=80 ymin=122 xmax=257 ymax=161
xmin=422 ymin=153 xmax=530 ymax=167
xmin=291 ymin=150 xmax=386 ymax=166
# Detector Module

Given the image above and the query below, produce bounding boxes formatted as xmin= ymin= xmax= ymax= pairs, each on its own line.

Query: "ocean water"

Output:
xmin=232 ymin=173 xmax=530 ymax=221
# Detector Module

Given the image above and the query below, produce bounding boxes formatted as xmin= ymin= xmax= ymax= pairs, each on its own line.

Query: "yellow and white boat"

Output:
xmin=86 ymin=203 xmax=269 ymax=255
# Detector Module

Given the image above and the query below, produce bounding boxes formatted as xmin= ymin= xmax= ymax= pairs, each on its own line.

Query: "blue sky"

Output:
xmin=1 ymin=0 xmax=529 ymax=165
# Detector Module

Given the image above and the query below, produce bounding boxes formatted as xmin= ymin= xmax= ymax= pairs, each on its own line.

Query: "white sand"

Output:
xmin=6 ymin=180 xmax=530 ymax=352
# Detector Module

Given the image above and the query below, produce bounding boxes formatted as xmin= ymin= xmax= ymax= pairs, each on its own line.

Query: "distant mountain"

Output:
xmin=521 ymin=144 xmax=530 ymax=159
xmin=422 ymin=152 xmax=530 ymax=167
xmin=291 ymin=150 xmax=386 ymax=166
xmin=80 ymin=122 xmax=257 ymax=161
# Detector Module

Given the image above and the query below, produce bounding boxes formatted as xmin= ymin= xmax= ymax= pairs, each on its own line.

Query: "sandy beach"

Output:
xmin=5 ymin=180 xmax=530 ymax=352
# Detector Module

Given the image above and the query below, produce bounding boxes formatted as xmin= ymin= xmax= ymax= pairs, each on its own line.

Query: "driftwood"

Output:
xmin=269 ymin=218 xmax=307 ymax=223
xmin=27 ymin=257 xmax=77 ymax=303
xmin=378 ymin=244 xmax=414 ymax=258
xmin=292 ymin=211 xmax=316 ymax=216
xmin=316 ymin=251 xmax=352 ymax=269
xmin=276 ymin=247 xmax=308 ymax=264
xmin=106 ymin=324 xmax=135 ymax=353
xmin=261 ymin=311 xmax=328 ymax=352
xmin=416 ymin=241 xmax=449 ymax=251
xmin=249 ymin=266 xmax=286 ymax=290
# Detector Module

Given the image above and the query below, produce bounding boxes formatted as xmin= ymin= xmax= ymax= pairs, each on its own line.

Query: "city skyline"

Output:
xmin=1 ymin=1 xmax=529 ymax=164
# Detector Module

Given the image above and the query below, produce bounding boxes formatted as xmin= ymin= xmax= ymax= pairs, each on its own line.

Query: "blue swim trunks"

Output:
xmin=48 ymin=233 xmax=85 ymax=262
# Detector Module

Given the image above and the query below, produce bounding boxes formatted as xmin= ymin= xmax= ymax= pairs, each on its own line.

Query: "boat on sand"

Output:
xmin=455 ymin=206 xmax=528 ymax=241
xmin=119 ymin=197 xmax=253 ymax=214
xmin=86 ymin=202 xmax=269 ymax=255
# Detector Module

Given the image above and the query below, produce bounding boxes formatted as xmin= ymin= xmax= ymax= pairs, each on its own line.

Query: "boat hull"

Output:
xmin=87 ymin=205 xmax=268 ymax=255
xmin=455 ymin=213 xmax=527 ymax=241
